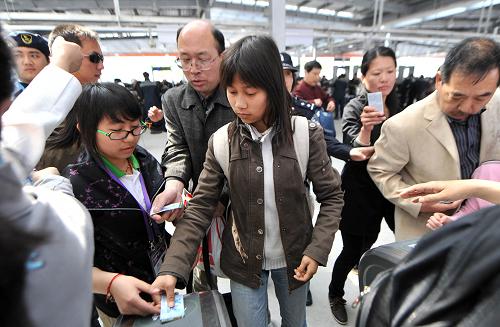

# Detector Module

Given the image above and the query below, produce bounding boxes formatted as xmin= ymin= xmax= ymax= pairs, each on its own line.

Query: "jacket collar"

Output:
xmin=232 ymin=118 xmax=295 ymax=158
xmin=180 ymin=83 xmax=230 ymax=110
xmin=423 ymin=91 xmax=460 ymax=164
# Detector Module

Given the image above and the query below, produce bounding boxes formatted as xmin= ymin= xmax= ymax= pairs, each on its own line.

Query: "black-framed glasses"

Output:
xmin=97 ymin=122 xmax=147 ymax=140
xmin=175 ymin=56 xmax=218 ymax=71
xmin=84 ymin=52 xmax=104 ymax=64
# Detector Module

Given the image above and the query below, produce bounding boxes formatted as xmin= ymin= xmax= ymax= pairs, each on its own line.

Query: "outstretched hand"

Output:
xmin=398 ymin=180 xmax=471 ymax=204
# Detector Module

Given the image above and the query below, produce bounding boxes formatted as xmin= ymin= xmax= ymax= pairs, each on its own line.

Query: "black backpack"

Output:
xmin=357 ymin=205 xmax=500 ymax=327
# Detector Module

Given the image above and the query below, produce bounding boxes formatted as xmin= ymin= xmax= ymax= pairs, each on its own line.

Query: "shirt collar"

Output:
xmin=244 ymin=123 xmax=274 ymax=143
xmin=100 ymin=154 xmax=139 ymax=178
xmin=446 ymin=108 xmax=485 ymax=125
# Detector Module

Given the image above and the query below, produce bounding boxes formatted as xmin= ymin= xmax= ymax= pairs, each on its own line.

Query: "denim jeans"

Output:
xmin=230 ymin=268 xmax=308 ymax=327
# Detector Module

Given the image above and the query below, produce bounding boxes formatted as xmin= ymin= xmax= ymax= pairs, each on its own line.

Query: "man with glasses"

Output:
xmin=37 ymin=24 xmax=104 ymax=172
xmin=150 ymin=20 xmax=234 ymax=292
xmin=368 ymin=37 xmax=500 ymax=240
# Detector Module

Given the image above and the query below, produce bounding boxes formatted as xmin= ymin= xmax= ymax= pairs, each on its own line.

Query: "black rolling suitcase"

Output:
xmin=114 ymin=290 xmax=232 ymax=327
xmin=358 ymin=240 xmax=417 ymax=291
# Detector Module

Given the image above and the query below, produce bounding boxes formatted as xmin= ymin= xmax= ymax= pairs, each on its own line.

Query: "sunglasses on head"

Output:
xmin=85 ymin=52 xmax=104 ymax=64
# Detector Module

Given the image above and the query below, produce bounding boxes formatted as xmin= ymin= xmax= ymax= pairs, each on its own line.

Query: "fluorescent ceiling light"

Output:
xmin=393 ymin=17 xmax=423 ymax=28
xmin=426 ymin=7 xmax=466 ymax=20
xmin=318 ymin=9 xmax=336 ymax=16
xmin=285 ymin=4 xmax=298 ymax=10
xmin=337 ymin=11 xmax=354 ymax=19
xmin=255 ymin=0 xmax=269 ymax=6
xmin=242 ymin=0 xmax=255 ymax=5
xmin=469 ymin=0 xmax=500 ymax=10
xmin=390 ymin=1 xmax=500 ymax=28
xmin=299 ymin=6 xmax=317 ymax=14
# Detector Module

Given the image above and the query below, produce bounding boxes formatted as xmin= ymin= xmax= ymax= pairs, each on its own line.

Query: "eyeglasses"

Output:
xmin=175 ymin=56 xmax=218 ymax=71
xmin=97 ymin=122 xmax=147 ymax=140
xmin=84 ymin=52 xmax=104 ymax=64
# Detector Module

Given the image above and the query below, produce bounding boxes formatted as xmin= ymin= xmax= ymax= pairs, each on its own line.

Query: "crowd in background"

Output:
xmin=2 ymin=17 xmax=500 ymax=327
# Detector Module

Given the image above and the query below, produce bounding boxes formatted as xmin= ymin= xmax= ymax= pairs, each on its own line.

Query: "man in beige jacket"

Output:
xmin=368 ymin=37 xmax=500 ymax=240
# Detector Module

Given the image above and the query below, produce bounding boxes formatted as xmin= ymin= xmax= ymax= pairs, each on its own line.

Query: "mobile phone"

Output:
xmin=367 ymin=92 xmax=384 ymax=113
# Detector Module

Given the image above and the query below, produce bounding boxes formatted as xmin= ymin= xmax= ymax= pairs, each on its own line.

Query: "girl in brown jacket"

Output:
xmin=153 ymin=35 xmax=344 ymax=327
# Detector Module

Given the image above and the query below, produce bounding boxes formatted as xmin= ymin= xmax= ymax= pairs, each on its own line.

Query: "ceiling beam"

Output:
xmin=384 ymin=0 xmax=498 ymax=28
xmin=317 ymin=2 xmax=333 ymax=11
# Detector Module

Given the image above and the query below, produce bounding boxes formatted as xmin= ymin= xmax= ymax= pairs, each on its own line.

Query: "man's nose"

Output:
xmin=22 ymin=56 xmax=32 ymax=64
xmin=460 ymin=98 xmax=479 ymax=114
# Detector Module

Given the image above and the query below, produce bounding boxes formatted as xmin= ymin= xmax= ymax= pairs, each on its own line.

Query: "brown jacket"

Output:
xmin=160 ymin=119 xmax=343 ymax=290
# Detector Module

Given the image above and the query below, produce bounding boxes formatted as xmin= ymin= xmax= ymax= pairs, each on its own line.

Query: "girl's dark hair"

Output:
xmin=220 ymin=35 xmax=292 ymax=143
xmin=75 ymin=83 xmax=142 ymax=160
xmin=45 ymin=105 xmax=80 ymax=150
xmin=361 ymin=46 xmax=400 ymax=112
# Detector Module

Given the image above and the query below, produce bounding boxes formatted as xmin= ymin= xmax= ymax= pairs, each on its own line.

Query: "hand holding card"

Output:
xmin=151 ymin=188 xmax=192 ymax=215
xmin=367 ymin=92 xmax=384 ymax=113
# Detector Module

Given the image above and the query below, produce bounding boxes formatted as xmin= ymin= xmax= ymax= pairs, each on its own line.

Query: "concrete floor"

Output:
xmin=138 ymin=118 xmax=395 ymax=326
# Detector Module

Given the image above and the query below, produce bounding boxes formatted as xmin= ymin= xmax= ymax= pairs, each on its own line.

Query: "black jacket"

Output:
xmin=340 ymin=88 xmax=400 ymax=234
xmin=292 ymin=95 xmax=351 ymax=161
xmin=63 ymin=145 xmax=169 ymax=317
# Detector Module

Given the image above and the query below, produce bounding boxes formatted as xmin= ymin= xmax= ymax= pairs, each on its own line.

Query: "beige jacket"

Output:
xmin=368 ymin=90 xmax=500 ymax=240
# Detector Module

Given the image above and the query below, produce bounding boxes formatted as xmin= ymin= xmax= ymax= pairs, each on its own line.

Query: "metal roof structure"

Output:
xmin=2 ymin=0 xmax=500 ymax=56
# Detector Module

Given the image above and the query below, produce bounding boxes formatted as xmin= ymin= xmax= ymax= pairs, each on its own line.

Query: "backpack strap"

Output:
xmin=213 ymin=122 xmax=231 ymax=183
xmin=292 ymin=115 xmax=309 ymax=181
xmin=204 ymin=122 xmax=231 ymax=289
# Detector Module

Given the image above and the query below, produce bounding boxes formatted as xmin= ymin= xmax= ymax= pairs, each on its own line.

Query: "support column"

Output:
xmin=270 ymin=0 xmax=286 ymax=52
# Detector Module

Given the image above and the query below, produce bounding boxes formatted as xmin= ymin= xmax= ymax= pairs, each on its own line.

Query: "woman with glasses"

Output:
xmin=63 ymin=83 xmax=167 ymax=326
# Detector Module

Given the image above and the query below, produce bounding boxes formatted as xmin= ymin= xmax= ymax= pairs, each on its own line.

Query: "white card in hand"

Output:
xmin=367 ymin=92 xmax=384 ymax=112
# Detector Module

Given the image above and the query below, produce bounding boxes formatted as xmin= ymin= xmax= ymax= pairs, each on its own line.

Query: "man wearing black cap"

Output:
xmin=10 ymin=31 xmax=50 ymax=95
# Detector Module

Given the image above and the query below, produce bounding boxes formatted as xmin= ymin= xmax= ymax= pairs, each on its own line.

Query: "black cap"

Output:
xmin=280 ymin=52 xmax=297 ymax=72
xmin=10 ymin=31 xmax=50 ymax=61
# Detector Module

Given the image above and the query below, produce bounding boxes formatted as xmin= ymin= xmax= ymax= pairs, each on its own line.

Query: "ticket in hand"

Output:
xmin=160 ymin=293 xmax=185 ymax=323
xmin=151 ymin=188 xmax=192 ymax=215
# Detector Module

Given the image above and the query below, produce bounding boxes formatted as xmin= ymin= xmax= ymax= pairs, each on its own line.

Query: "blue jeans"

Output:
xmin=230 ymin=268 xmax=308 ymax=327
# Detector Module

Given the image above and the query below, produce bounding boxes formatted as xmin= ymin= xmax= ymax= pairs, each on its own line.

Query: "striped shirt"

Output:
xmin=447 ymin=110 xmax=483 ymax=179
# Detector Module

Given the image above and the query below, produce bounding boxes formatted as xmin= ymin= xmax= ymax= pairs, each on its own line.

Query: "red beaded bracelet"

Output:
xmin=105 ymin=273 xmax=122 ymax=303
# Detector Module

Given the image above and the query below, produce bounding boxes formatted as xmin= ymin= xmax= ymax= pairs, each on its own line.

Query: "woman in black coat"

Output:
xmin=328 ymin=46 xmax=401 ymax=325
